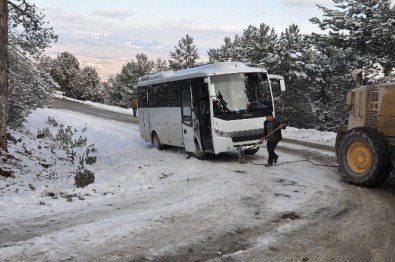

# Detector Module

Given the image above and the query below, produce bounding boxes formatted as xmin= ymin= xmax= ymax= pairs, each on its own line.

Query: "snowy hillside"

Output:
xmin=0 ymin=101 xmax=340 ymax=261
xmin=1 ymin=100 xmax=336 ymax=199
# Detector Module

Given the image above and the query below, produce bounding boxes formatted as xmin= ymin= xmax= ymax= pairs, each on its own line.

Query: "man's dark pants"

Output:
xmin=267 ymin=140 xmax=279 ymax=164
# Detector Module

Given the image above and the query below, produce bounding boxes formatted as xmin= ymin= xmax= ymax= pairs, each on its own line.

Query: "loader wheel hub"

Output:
xmin=347 ymin=142 xmax=371 ymax=174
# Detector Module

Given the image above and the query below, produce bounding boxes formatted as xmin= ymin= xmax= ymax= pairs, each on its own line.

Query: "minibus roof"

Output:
xmin=137 ymin=62 xmax=267 ymax=86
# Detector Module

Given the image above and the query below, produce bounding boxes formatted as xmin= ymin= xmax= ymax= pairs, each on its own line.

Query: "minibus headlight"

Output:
xmin=214 ymin=128 xmax=231 ymax=138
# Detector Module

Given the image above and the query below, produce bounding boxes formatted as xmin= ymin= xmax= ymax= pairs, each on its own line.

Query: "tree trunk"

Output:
xmin=383 ymin=63 xmax=392 ymax=77
xmin=0 ymin=0 xmax=8 ymax=151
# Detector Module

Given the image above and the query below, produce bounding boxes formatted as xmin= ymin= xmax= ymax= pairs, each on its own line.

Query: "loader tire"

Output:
xmin=338 ymin=127 xmax=391 ymax=187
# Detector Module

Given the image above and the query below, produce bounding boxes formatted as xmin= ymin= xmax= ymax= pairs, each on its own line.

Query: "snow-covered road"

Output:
xmin=1 ymin=101 xmax=394 ymax=261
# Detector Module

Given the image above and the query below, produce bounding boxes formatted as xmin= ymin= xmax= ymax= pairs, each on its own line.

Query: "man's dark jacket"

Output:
xmin=263 ymin=118 xmax=286 ymax=142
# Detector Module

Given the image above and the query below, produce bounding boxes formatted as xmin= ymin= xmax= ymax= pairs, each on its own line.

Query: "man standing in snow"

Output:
xmin=131 ymin=95 xmax=138 ymax=117
xmin=263 ymin=112 xmax=286 ymax=166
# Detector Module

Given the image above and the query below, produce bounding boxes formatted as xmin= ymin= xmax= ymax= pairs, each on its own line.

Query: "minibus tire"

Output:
xmin=152 ymin=133 xmax=163 ymax=150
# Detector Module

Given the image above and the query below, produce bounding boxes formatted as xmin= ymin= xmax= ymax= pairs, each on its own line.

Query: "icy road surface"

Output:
xmin=1 ymin=98 xmax=394 ymax=261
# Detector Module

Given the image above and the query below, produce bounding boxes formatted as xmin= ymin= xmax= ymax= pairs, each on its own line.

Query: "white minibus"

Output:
xmin=137 ymin=62 xmax=285 ymax=159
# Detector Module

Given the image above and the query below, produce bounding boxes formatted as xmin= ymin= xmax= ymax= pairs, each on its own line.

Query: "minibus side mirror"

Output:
xmin=268 ymin=74 xmax=286 ymax=92
xmin=279 ymin=79 xmax=286 ymax=92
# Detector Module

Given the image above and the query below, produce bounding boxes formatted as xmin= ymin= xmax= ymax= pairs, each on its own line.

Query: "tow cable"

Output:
xmin=237 ymin=126 xmax=338 ymax=168
xmin=245 ymin=158 xmax=339 ymax=168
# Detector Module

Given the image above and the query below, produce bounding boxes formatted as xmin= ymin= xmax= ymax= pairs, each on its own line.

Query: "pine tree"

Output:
xmin=37 ymin=55 xmax=53 ymax=73
xmin=131 ymin=53 xmax=155 ymax=78
xmin=70 ymin=66 xmax=103 ymax=102
xmin=368 ymin=1 xmax=395 ymax=76
xmin=1 ymin=0 xmax=56 ymax=151
xmin=208 ymin=35 xmax=246 ymax=63
xmin=273 ymin=24 xmax=314 ymax=128
xmin=50 ymin=52 xmax=80 ymax=95
xmin=254 ymin=24 xmax=277 ymax=68
xmin=208 ymin=36 xmax=235 ymax=62
xmin=155 ymin=58 xmax=168 ymax=72
xmin=8 ymin=0 xmax=56 ymax=128
xmin=208 ymin=24 xmax=277 ymax=68
xmin=169 ymin=34 xmax=199 ymax=70
xmin=105 ymin=75 xmax=124 ymax=107
xmin=304 ymin=40 xmax=354 ymax=131
xmin=106 ymin=53 xmax=154 ymax=108
xmin=310 ymin=0 xmax=395 ymax=76
xmin=8 ymin=46 xmax=55 ymax=128
xmin=8 ymin=0 xmax=57 ymax=57
xmin=239 ymin=24 xmax=277 ymax=67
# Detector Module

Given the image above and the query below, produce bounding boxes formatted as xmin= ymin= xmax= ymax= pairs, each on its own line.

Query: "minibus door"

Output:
xmin=181 ymin=87 xmax=195 ymax=153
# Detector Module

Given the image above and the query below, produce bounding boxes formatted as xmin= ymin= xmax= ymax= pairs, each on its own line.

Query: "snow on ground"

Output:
xmin=0 ymin=99 xmax=339 ymax=261
xmin=284 ymin=127 xmax=336 ymax=146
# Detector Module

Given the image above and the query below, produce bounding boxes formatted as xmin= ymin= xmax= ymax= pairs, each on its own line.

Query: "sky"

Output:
xmin=32 ymin=0 xmax=334 ymax=48
xmin=0 ymin=96 xmax=340 ymax=261
xmin=28 ymin=0 xmax=334 ymax=78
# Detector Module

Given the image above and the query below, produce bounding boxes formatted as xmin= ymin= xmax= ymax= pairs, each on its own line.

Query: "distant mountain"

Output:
xmin=45 ymin=31 xmax=209 ymax=81
xmin=45 ymin=32 xmax=172 ymax=81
